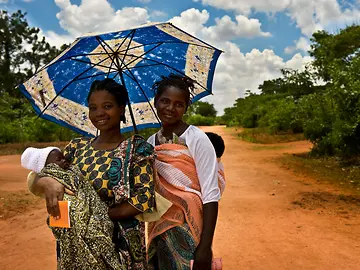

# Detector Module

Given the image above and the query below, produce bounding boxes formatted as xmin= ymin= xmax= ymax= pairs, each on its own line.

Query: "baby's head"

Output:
xmin=21 ymin=147 xmax=69 ymax=173
xmin=205 ymin=132 xmax=225 ymax=161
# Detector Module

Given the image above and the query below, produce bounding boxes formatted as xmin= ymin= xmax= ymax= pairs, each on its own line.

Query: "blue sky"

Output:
xmin=1 ymin=0 xmax=359 ymax=112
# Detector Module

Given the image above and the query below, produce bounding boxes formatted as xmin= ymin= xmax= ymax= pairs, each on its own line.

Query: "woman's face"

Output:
xmin=155 ymin=86 xmax=188 ymax=126
xmin=88 ymin=90 xmax=124 ymax=132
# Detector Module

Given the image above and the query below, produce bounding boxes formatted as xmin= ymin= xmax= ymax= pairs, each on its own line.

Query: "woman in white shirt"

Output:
xmin=147 ymin=74 xmax=220 ymax=270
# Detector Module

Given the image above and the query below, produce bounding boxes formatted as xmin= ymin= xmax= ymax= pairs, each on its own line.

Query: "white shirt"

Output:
xmin=147 ymin=125 xmax=221 ymax=204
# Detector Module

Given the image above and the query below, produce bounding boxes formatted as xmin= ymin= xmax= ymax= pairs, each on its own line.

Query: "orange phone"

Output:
xmin=49 ymin=201 xmax=71 ymax=228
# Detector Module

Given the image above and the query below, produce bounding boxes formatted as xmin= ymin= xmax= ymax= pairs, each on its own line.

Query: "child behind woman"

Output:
xmin=205 ymin=132 xmax=226 ymax=195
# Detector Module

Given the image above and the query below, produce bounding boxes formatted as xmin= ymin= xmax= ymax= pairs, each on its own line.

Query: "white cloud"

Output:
xmin=151 ymin=10 xmax=167 ymax=18
xmin=203 ymin=42 xmax=312 ymax=113
xmin=169 ymin=8 xmax=210 ymax=36
xmin=41 ymin=30 xmax=74 ymax=48
xmin=194 ymin=0 xmax=360 ymax=37
xmin=22 ymin=0 xmax=34 ymax=2
xmin=0 ymin=0 xmax=8 ymax=3
xmin=54 ymin=0 xmax=149 ymax=36
xmin=202 ymin=15 xmax=271 ymax=41
xmin=194 ymin=0 xmax=290 ymax=15
xmin=284 ymin=36 xmax=311 ymax=54
xmin=169 ymin=8 xmax=271 ymax=43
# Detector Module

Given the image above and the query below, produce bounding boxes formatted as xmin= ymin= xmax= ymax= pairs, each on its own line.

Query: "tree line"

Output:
xmin=222 ymin=25 xmax=360 ymax=157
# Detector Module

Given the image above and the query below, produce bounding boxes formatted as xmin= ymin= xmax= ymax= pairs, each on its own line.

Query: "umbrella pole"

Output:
xmin=119 ymin=71 xmax=138 ymax=134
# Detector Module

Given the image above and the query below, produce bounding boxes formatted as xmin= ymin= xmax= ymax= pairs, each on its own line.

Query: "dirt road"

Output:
xmin=1 ymin=126 xmax=359 ymax=269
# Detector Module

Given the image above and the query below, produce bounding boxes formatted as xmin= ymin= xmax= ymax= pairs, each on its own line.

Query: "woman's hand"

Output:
xmin=108 ymin=202 xmax=142 ymax=221
xmin=192 ymin=243 xmax=213 ymax=270
xmin=39 ymin=177 xmax=65 ymax=218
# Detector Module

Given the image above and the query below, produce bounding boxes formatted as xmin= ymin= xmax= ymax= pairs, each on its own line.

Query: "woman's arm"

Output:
xmin=108 ymin=202 xmax=142 ymax=220
xmin=193 ymin=202 xmax=218 ymax=270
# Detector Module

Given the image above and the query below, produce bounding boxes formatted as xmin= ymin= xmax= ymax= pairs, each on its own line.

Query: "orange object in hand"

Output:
xmin=49 ymin=201 xmax=71 ymax=228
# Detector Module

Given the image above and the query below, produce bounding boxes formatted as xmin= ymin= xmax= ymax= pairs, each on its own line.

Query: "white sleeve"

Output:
xmin=147 ymin=134 xmax=156 ymax=146
xmin=185 ymin=127 xmax=221 ymax=204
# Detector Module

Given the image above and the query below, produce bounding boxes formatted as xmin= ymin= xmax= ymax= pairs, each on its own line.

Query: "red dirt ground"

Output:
xmin=0 ymin=126 xmax=359 ymax=269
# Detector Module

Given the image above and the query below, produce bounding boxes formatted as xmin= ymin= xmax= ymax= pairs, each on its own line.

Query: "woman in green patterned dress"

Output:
xmin=29 ymin=78 xmax=155 ymax=269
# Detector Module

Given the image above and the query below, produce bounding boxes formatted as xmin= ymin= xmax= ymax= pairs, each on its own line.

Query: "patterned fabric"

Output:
xmin=63 ymin=134 xmax=156 ymax=270
xmin=38 ymin=163 xmax=126 ymax=270
xmin=147 ymin=143 xmax=203 ymax=249
xmin=63 ymin=135 xmax=155 ymax=212
xmin=148 ymin=223 xmax=196 ymax=270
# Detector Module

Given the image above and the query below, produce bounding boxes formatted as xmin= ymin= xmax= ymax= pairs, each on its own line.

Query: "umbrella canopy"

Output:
xmin=18 ymin=22 xmax=222 ymax=137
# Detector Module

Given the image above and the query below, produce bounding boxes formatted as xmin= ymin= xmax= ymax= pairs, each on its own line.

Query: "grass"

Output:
xmin=279 ymin=153 xmax=360 ymax=193
xmin=251 ymin=145 xmax=290 ymax=151
xmin=0 ymin=190 xmax=43 ymax=219
xmin=237 ymin=128 xmax=305 ymax=144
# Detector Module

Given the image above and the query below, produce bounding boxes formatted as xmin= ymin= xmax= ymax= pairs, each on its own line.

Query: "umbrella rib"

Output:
xmin=169 ymin=23 xmax=223 ymax=52
xmin=122 ymin=63 xmax=163 ymax=70
xmin=121 ymin=42 xmax=163 ymax=71
xmin=114 ymin=29 xmax=136 ymax=54
xmin=38 ymin=54 xmax=113 ymax=117
xmin=72 ymin=70 xmax=118 ymax=82
xmin=69 ymin=57 xmax=119 ymax=72
xmin=43 ymin=52 xmax=113 ymax=66
xmin=121 ymin=69 xmax=161 ymax=124
xmin=117 ymin=41 xmax=215 ymax=53
xmin=107 ymin=55 xmax=117 ymax=77
xmin=117 ymin=30 xmax=136 ymax=68
xmin=96 ymin=36 xmax=116 ymax=54
xmin=129 ymin=55 xmax=210 ymax=93
xmin=94 ymin=36 xmax=120 ymax=72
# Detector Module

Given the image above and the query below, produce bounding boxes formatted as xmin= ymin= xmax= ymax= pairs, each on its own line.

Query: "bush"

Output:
xmin=186 ymin=114 xmax=215 ymax=126
xmin=258 ymin=98 xmax=303 ymax=134
xmin=0 ymin=116 xmax=79 ymax=144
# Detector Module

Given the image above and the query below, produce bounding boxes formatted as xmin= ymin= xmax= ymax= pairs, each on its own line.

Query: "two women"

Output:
xmin=30 ymin=75 xmax=220 ymax=270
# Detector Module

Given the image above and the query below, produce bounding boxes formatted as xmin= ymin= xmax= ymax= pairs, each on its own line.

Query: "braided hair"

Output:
xmin=153 ymin=73 xmax=195 ymax=109
xmin=87 ymin=78 xmax=128 ymax=123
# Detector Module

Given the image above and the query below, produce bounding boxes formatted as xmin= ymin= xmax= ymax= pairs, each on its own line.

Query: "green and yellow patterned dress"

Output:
xmin=62 ymin=134 xmax=155 ymax=270
xmin=39 ymin=163 xmax=125 ymax=270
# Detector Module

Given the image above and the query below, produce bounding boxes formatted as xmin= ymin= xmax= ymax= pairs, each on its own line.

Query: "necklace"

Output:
xmin=156 ymin=130 xmax=186 ymax=145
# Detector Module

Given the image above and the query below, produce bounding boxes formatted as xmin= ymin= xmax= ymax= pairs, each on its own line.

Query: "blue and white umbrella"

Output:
xmin=19 ymin=22 xmax=222 ymax=136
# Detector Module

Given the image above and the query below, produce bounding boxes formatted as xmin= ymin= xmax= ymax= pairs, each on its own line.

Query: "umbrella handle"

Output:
xmin=119 ymin=71 xmax=138 ymax=134
xmin=127 ymin=98 xmax=138 ymax=134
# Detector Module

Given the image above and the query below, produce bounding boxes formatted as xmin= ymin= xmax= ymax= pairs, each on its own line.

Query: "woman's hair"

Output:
xmin=87 ymin=78 xmax=128 ymax=123
xmin=205 ymin=132 xmax=225 ymax=158
xmin=153 ymin=73 xmax=195 ymax=107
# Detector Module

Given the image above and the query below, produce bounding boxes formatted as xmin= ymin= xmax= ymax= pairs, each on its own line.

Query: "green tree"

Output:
xmin=0 ymin=10 xmax=60 ymax=96
xmin=0 ymin=10 xmax=75 ymax=144
xmin=310 ymin=25 xmax=360 ymax=82
xmin=190 ymin=101 xmax=217 ymax=117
